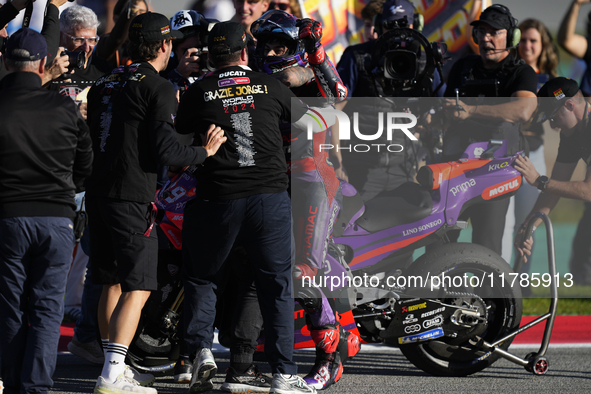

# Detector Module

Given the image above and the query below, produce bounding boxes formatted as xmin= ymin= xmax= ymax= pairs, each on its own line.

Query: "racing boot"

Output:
xmin=293 ymin=264 xmax=318 ymax=282
xmin=337 ymin=322 xmax=361 ymax=365
xmin=303 ymin=325 xmax=343 ymax=390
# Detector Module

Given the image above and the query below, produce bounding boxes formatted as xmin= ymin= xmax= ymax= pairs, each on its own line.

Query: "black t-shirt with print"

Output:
xmin=48 ymin=55 xmax=111 ymax=101
xmin=176 ymin=65 xmax=307 ymax=200
xmin=85 ymin=62 xmax=206 ymax=202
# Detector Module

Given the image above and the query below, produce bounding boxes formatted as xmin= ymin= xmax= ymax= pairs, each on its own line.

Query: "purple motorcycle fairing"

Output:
xmin=329 ymin=141 xmax=523 ymax=272
xmin=442 ymin=152 xmax=523 ymax=226
xmin=333 ymin=213 xmax=445 ymax=271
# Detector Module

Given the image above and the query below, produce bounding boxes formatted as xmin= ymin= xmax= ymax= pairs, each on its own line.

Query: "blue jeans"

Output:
xmin=182 ymin=192 xmax=297 ymax=375
xmin=0 ymin=217 xmax=73 ymax=394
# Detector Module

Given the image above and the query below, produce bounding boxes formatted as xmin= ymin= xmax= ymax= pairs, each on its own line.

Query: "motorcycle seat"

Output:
xmin=356 ymin=182 xmax=433 ymax=232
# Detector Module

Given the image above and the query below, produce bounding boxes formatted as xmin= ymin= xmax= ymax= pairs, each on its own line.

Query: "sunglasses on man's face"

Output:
xmin=270 ymin=2 xmax=290 ymax=11
xmin=69 ymin=35 xmax=100 ymax=46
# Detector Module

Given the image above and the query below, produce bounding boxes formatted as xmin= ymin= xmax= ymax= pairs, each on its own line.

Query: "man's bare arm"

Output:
xmin=558 ymin=0 xmax=590 ymax=59
xmin=523 ymin=161 xmax=579 ymax=227
xmin=445 ymin=91 xmax=537 ymax=124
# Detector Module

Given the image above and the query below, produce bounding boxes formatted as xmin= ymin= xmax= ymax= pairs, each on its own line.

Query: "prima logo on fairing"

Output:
xmin=450 ymin=179 xmax=476 ymax=196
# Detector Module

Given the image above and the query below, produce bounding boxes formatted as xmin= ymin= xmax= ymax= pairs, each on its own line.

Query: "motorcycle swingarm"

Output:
xmin=379 ymin=296 xmax=487 ymax=343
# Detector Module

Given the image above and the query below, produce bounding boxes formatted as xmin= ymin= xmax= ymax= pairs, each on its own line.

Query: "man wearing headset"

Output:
xmin=442 ymin=4 xmax=538 ymax=256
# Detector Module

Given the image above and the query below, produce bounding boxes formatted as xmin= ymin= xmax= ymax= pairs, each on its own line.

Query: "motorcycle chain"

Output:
xmin=438 ymin=291 xmax=489 ymax=344
xmin=440 ymin=290 xmax=488 ymax=320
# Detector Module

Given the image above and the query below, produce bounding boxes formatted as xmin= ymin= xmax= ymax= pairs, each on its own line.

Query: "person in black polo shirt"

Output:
xmin=85 ymin=12 xmax=226 ymax=394
xmin=442 ymin=4 xmax=538 ymax=256
xmin=176 ymin=20 xmax=335 ymax=394
xmin=515 ymin=78 xmax=591 ymax=284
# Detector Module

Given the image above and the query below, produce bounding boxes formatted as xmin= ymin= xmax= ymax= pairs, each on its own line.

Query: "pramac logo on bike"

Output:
xmin=304 ymin=108 xmax=418 ymax=153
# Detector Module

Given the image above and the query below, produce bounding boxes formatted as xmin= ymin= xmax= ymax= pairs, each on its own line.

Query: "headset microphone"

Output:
xmin=482 ymin=43 xmax=519 ymax=53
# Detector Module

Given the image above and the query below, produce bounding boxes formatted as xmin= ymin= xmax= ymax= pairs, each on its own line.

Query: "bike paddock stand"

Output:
xmin=479 ymin=212 xmax=558 ymax=375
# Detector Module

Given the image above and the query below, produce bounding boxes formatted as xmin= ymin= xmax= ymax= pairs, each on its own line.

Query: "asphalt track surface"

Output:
xmin=52 ymin=343 xmax=591 ymax=393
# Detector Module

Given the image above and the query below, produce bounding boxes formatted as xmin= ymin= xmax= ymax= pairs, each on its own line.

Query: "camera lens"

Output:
xmin=384 ymin=50 xmax=417 ymax=81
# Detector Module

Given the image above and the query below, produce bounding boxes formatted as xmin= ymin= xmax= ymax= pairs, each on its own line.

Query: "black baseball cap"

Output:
xmin=470 ymin=5 xmax=513 ymax=31
xmin=208 ymin=21 xmax=247 ymax=55
xmin=537 ymin=77 xmax=580 ymax=121
xmin=129 ymin=12 xmax=183 ymax=43
xmin=5 ymin=27 xmax=47 ymax=61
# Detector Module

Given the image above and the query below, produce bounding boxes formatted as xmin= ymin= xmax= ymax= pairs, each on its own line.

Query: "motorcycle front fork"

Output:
xmin=161 ymin=288 xmax=184 ymax=332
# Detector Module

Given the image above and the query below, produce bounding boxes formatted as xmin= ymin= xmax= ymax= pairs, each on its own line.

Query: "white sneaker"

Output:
xmin=125 ymin=365 xmax=155 ymax=387
xmin=189 ymin=348 xmax=217 ymax=393
xmin=270 ymin=374 xmax=317 ymax=394
xmin=94 ymin=375 xmax=157 ymax=394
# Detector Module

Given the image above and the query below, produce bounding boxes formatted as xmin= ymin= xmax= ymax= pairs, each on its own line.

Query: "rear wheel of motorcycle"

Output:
xmin=399 ymin=242 xmax=522 ymax=377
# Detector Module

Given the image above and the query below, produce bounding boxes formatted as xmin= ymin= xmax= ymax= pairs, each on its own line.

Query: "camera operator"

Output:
xmin=442 ymin=4 xmax=537 ymax=255
xmin=47 ymin=5 xmax=111 ymax=118
xmin=335 ymin=0 xmax=445 ymax=200
xmin=165 ymin=9 xmax=216 ymax=101
xmin=93 ymin=0 xmax=150 ymax=69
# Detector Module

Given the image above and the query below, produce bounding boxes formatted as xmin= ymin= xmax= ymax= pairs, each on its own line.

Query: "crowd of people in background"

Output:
xmin=2 ymin=0 xmax=591 ymax=394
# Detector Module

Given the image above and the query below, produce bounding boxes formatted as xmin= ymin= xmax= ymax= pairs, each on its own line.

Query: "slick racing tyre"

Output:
xmin=399 ymin=243 xmax=522 ymax=377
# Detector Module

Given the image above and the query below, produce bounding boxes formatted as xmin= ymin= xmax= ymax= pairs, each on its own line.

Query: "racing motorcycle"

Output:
xmin=127 ymin=139 xmax=526 ymax=377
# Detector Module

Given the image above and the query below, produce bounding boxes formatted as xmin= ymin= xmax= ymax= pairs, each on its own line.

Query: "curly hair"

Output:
xmin=60 ymin=5 xmax=100 ymax=34
xmin=127 ymin=37 xmax=173 ymax=62
xmin=517 ymin=19 xmax=559 ymax=78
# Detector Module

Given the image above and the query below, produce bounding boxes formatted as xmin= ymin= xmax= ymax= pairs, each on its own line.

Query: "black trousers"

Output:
xmin=447 ymin=198 xmax=511 ymax=256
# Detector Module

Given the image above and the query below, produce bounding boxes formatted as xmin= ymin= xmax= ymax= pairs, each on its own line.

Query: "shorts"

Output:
xmin=87 ymin=196 xmax=158 ymax=291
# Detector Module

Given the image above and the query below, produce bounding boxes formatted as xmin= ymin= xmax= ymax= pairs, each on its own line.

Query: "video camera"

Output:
xmin=61 ymin=50 xmax=85 ymax=74
xmin=368 ymin=16 xmax=448 ymax=97
xmin=189 ymin=47 xmax=212 ymax=76
xmin=181 ymin=15 xmax=218 ymax=76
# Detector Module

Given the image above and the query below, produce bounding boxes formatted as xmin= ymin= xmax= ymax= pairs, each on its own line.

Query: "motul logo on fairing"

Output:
xmin=482 ymin=176 xmax=521 ymax=200
xmin=490 ymin=180 xmax=519 ymax=196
